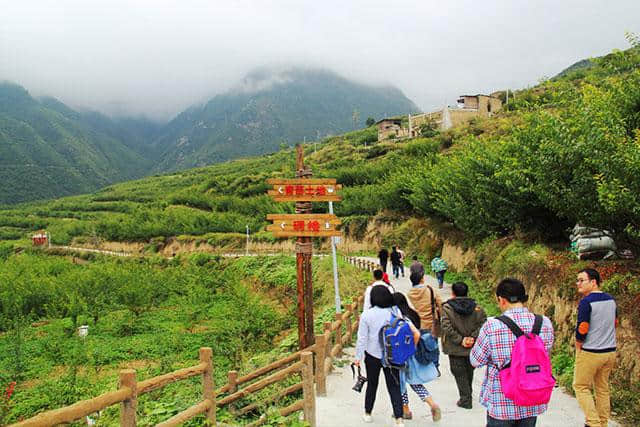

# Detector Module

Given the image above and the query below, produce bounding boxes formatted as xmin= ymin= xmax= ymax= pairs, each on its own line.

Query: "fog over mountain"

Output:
xmin=1 ymin=1 xmax=638 ymax=121
xmin=151 ymin=67 xmax=419 ymax=171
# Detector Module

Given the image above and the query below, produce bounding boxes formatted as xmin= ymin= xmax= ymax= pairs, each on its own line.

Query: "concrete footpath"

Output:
xmin=316 ymin=257 xmax=615 ymax=427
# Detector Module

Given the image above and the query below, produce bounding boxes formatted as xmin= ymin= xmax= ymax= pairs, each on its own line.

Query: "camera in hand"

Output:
xmin=351 ymin=363 xmax=367 ymax=393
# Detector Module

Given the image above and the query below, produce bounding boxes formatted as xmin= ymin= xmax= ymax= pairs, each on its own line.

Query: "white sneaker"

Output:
xmin=393 ymin=418 xmax=405 ymax=427
xmin=362 ymin=414 xmax=373 ymax=423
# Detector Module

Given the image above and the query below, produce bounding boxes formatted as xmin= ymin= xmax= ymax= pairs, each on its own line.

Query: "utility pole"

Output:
xmin=328 ymin=201 xmax=341 ymax=313
xmin=245 ymin=225 xmax=249 ymax=256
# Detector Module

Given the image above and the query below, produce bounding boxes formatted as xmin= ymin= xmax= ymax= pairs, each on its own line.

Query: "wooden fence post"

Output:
xmin=345 ymin=304 xmax=353 ymax=343
xmin=119 ymin=369 xmax=137 ymax=427
xmin=323 ymin=322 xmax=333 ymax=373
xmin=335 ymin=313 xmax=343 ymax=356
xmin=227 ymin=370 xmax=238 ymax=411
xmin=200 ymin=347 xmax=216 ymax=425
xmin=314 ymin=334 xmax=327 ymax=396
xmin=300 ymin=352 xmax=316 ymax=427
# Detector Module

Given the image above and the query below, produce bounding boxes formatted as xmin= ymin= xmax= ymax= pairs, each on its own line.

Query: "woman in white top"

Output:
xmin=354 ymin=285 xmax=405 ymax=426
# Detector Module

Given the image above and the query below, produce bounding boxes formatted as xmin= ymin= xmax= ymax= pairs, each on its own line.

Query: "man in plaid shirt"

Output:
xmin=470 ymin=278 xmax=555 ymax=426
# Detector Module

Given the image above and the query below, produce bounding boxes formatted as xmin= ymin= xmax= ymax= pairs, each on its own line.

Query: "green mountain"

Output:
xmin=0 ymin=69 xmax=418 ymax=203
xmin=0 ymin=82 xmax=155 ymax=204
xmin=152 ymin=68 xmax=419 ymax=171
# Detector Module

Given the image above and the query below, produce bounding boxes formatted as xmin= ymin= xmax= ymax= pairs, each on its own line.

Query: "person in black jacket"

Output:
xmin=441 ymin=282 xmax=487 ymax=409
xmin=378 ymin=247 xmax=389 ymax=273
xmin=390 ymin=246 xmax=402 ymax=279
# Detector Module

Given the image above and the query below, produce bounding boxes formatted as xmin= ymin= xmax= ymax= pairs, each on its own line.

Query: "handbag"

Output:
xmin=428 ymin=286 xmax=442 ymax=337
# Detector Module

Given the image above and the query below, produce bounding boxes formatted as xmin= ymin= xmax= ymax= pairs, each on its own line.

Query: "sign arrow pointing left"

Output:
xmin=278 ymin=186 xmax=284 ymax=194
xmin=280 ymin=222 xmax=286 ymax=229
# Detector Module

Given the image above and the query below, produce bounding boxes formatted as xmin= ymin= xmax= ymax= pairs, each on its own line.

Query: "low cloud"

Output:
xmin=1 ymin=0 xmax=638 ymax=121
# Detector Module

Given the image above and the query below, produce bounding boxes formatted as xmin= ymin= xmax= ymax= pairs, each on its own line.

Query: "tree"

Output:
xmin=418 ymin=118 xmax=439 ymax=138
xmin=365 ymin=117 xmax=376 ymax=127
xmin=352 ymin=109 xmax=360 ymax=130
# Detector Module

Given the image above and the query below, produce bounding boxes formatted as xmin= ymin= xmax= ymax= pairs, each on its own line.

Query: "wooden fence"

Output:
xmin=11 ymin=256 xmax=373 ymax=427
xmin=343 ymin=255 xmax=378 ymax=272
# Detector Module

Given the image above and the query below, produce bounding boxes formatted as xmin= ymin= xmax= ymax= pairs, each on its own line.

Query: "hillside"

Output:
xmin=0 ymin=83 xmax=155 ymax=204
xmin=0 ymin=69 xmax=418 ymax=204
xmin=151 ymin=68 xmax=419 ymax=171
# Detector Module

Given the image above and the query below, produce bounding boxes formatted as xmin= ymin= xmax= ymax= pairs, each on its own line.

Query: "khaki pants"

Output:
xmin=573 ymin=350 xmax=616 ymax=427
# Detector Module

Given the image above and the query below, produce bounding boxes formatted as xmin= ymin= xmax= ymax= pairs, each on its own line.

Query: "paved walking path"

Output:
xmin=316 ymin=257 xmax=615 ymax=427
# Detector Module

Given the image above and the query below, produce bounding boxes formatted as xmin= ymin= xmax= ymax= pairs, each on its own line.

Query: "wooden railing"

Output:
xmin=12 ymin=348 xmax=316 ymax=427
xmin=13 ymin=348 xmax=215 ymax=427
xmin=11 ymin=256 xmax=372 ymax=427
xmin=343 ymin=255 xmax=378 ymax=272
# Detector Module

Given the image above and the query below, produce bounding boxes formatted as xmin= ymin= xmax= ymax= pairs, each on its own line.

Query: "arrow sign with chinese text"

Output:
xmin=266 ymin=178 xmax=342 ymax=202
xmin=266 ymin=214 xmax=342 ymax=237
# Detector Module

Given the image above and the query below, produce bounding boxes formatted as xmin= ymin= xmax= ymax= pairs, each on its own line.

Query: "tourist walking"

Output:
xmin=397 ymin=246 xmax=406 ymax=277
xmin=363 ymin=269 xmax=394 ymax=311
xmin=430 ymin=255 xmax=448 ymax=289
xmin=394 ymin=292 xmax=442 ymax=422
xmin=409 ymin=255 xmax=425 ymax=277
xmin=441 ymin=282 xmax=487 ymax=409
xmin=407 ymin=272 xmax=442 ymax=337
xmin=573 ymin=268 xmax=617 ymax=427
xmin=390 ymin=246 xmax=403 ymax=279
xmin=354 ymin=286 xmax=405 ymax=426
xmin=470 ymin=278 xmax=554 ymax=426
xmin=378 ymin=247 xmax=389 ymax=273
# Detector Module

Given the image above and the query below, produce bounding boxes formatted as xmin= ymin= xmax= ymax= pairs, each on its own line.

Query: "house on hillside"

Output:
xmin=405 ymin=93 xmax=503 ymax=138
xmin=456 ymin=94 xmax=502 ymax=115
xmin=376 ymin=118 xmax=409 ymax=141
xmin=376 ymin=93 xmax=504 ymax=141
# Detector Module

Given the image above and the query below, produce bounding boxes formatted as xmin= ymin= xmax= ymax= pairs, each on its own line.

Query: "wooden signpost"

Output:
xmin=266 ymin=145 xmax=342 ymax=349
xmin=266 ymin=179 xmax=342 ymax=202
xmin=266 ymin=214 xmax=341 ymax=237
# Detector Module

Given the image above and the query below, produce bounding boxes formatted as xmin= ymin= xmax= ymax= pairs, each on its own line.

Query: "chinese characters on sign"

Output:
xmin=285 ymin=185 xmax=327 ymax=196
xmin=266 ymin=178 xmax=341 ymax=202
xmin=266 ymin=214 xmax=341 ymax=237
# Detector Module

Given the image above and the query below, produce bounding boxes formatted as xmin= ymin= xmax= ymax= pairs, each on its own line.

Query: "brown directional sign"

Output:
xmin=266 ymin=178 xmax=342 ymax=202
xmin=266 ymin=214 xmax=342 ymax=237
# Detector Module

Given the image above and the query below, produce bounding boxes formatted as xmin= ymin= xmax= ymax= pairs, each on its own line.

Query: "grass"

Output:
xmin=0 ymin=253 xmax=365 ymax=425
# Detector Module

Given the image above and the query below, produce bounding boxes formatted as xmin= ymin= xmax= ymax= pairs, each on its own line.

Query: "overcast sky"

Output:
xmin=1 ymin=1 xmax=639 ymax=121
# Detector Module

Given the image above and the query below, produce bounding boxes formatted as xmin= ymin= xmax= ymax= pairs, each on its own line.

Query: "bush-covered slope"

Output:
xmin=0 ymin=250 xmax=368 ymax=424
xmin=0 ymin=83 xmax=154 ymax=204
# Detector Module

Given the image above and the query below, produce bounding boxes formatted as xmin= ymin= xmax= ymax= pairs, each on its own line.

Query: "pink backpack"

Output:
xmin=496 ymin=315 xmax=555 ymax=406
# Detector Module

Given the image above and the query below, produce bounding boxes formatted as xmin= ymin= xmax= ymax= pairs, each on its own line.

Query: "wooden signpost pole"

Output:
xmin=266 ymin=148 xmax=342 ymax=351
xmin=295 ymin=144 xmax=314 ymax=349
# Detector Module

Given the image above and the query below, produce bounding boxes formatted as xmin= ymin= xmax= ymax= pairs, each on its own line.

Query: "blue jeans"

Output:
xmin=392 ymin=263 xmax=404 ymax=278
xmin=436 ymin=270 xmax=446 ymax=287
xmin=486 ymin=414 xmax=537 ymax=427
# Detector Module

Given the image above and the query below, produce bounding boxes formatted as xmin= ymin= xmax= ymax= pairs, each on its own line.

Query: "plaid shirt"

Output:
xmin=470 ymin=307 xmax=554 ymax=420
